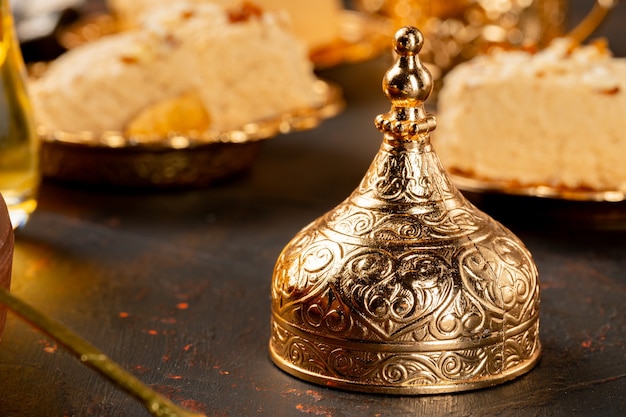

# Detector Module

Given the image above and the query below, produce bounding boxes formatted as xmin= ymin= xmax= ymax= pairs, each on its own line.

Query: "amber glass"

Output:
xmin=0 ymin=0 xmax=39 ymax=229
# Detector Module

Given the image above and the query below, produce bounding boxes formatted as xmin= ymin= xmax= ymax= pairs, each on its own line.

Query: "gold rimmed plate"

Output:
xmin=57 ymin=10 xmax=391 ymax=70
xmin=450 ymin=171 xmax=626 ymax=203
xmin=39 ymin=80 xmax=344 ymax=188
xmin=309 ymin=10 xmax=391 ymax=69
xmin=450 ymin=171 xmax=626 ymax=230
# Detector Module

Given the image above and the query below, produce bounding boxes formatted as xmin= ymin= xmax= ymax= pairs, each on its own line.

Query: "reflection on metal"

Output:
xmin=269 ymin=27 xmax=541 ymax=394
xmin=356 ymin=0 xmax=615 ymax=91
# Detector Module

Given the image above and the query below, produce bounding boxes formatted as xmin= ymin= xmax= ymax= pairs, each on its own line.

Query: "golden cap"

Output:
xmin=269 ymin=27 xmax=540 ymax=394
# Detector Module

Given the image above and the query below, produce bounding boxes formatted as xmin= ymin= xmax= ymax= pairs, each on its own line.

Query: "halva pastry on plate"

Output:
xmin=433 ymin=38 xmax=626 ymax=196
xmin=29 ymin=1 xmax=324 ymax=138
xmin=107 ymin=0 xmax=343 ymax=53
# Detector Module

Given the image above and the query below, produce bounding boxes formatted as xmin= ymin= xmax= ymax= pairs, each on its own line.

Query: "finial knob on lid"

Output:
xmin=383 ymin=27 xmax=432 ymax=105
xmin=269 ymin=26 xmax=540 ymax=394
xmin=376 ymin=27 xmax=436 ymax=140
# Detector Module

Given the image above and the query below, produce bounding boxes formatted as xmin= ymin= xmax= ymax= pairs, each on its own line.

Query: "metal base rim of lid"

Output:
xmin=269 ymin=344 xmax=541 ymax=395
xmin=268 ymin=322 xmax=541 ymax=395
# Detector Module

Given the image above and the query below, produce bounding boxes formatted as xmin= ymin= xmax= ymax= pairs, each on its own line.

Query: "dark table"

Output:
xmin=1 ymin=4 xmax=626 ymax=417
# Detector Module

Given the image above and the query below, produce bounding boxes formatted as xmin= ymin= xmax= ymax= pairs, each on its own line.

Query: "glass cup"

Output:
xmin=0 ymin=0 xmax=40 ymax=229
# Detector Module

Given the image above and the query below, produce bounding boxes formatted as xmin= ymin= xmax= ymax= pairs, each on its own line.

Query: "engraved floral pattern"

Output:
xmin=270 ymin=140 xmax=540 ymax=392
xmin=270 ymin=27 xmax=540 ymax=392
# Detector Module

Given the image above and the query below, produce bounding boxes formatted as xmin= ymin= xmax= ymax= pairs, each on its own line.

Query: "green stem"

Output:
xmin=0 ymin=287 xmax=205 ymax=417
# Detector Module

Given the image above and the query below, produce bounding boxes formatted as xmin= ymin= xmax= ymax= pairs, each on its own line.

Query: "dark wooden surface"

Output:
xmin=1 ymin=3 xmax=626 ymax=417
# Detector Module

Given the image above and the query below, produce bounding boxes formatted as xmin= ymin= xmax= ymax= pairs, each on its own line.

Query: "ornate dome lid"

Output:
xmin=269 ymin=26 xmax=540 ymax=394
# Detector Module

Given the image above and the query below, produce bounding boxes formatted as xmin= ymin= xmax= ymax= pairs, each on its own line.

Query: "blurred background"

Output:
xmin=13 ymin=0 xmax=626 ymax=65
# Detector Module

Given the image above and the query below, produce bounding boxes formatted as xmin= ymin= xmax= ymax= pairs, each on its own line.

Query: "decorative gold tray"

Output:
xmin=309 ymin=10 xmax=391 ymax=69
xmin=450 ymin=171 xmax=626 ymax=203
xmin=40 ymin=80 xmax=343 ymax=188
xmin=58 ymin=10 xmax=390 ymax=70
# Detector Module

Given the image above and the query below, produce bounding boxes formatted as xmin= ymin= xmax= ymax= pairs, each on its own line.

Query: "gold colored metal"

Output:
xmin=269 ymin=27 xmax=540 ymax=394
xmin=37 ymin=80 xmax=343 ymax=188
xmin=567 ymin=0 xmax=620 ymax=43
xmin=450 ymin=172 xmax=626 ymax=203
xmin=310 ymin=10 xmax=392 ymax=69
xmin=356 ymin=0 xmax=616 ymax=91
xmin=0 ymin=287 xmax=205 ymax=417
